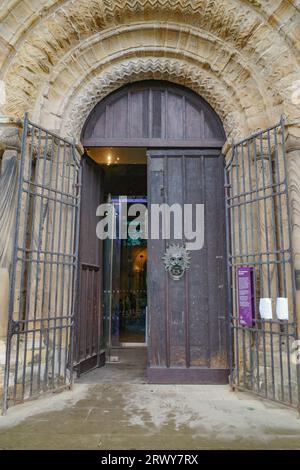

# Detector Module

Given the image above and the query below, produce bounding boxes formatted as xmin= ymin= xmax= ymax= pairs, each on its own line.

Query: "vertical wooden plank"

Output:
xmin=183 ymin=155 xmax=190 ymax=368
xmin=185 ymin=155 xmax=209 ymax=367
xmin=185 ymin=101 xmax=202 ymax=140
xmin=143 ymin=90 xmax=149 ymax=138
xmin=205 ymin=156 xmax=219 ymax=367
xmin=216 ymin=154 xmax=228 ymax=367
xmin=166 ymin=92 xmax=184 ymax=140
xmin=152 ymin=91 xmax=162 ymax=138
xmin=105 ymin=104 xmax=113 ymax=139
xmin=130 ymin=91 xmax=144 ymax=139
xmin=166 ymin=155 xmax=186 ymax=367
xmin=204 ymin=154 xmax=228 ymax=368
xmin=112 ymin=94 xmax=128 ymax=138
xmin=93 ymin=112 xmax=106 ymax=139
xmin=147 ymin=154 xmax=167 ymax=367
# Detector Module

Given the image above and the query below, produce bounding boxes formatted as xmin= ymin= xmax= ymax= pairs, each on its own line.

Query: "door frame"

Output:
xmin=78 ymin=80 xmax=228 ymax=382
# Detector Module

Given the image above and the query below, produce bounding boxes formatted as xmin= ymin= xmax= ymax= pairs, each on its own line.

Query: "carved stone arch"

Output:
xmin=59 ymin=58 xmax=246 ymax=142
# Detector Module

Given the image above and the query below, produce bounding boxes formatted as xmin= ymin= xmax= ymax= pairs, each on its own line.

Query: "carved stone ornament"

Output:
xmin=0 ymin=117 xmax=22 ymax=153
xmin=162 ymin=244 xmax=191 ymax=280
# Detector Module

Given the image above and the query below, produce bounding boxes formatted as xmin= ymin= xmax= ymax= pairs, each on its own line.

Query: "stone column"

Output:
xmin=256 ymin=147 xmax=278 ymax=302
xmin=285 ymin=123 xmax=300 ymax=335
xmin=0 ymin=116 xmax=21 ymax=391
xmin=0 ymin=118 xmax=21 ymax=336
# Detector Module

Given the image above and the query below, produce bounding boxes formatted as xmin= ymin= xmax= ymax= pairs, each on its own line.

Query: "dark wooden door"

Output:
xmin=147 ymin=149 xmax=228 ymax=383
xmin=74 ymin=154 xmax=105 ymax=375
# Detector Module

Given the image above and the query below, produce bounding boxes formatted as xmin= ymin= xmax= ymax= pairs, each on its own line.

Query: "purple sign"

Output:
xmin=237 ymin=267 xmax=254 ymax=327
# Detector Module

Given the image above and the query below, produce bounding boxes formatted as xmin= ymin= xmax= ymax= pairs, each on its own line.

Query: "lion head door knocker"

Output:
xmin=162 ymin=244 xmax=191 ymax=280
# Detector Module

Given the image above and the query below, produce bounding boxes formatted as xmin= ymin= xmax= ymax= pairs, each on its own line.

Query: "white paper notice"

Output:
xmin=276 ymin=297 xmax=289 ymax=320
xmin=259 ymin=298 xmax=273 ymax=319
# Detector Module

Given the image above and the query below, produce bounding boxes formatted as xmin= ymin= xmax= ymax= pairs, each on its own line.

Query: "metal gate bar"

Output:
xmin=225 ymin=117 xmax=300 ymax=407
xmin=3 ymin=114 xmax=81 ymax=413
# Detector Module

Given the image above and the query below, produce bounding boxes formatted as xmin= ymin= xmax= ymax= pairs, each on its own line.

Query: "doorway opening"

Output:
xmin=104 ymin=196 xmax=147 ymax=346
xmin=78 ymin=80 xmax=228 ymax=383
xmin=87 ymin=147 xmax=148 ymax=351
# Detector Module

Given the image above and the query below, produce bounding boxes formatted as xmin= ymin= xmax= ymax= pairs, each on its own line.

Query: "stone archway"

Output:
xmin=78 ymin=79 xmax=228 ymax=382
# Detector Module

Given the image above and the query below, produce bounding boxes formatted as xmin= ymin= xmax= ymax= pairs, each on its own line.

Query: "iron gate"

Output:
xmin=3 ymin=114 xmax=81 ymax=413
xmin=225 ymin=117 xmax=300 ymax=407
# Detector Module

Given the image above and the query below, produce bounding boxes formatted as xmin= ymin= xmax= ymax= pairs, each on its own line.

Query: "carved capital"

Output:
xmin=284 ymin=123 xmax=300 ymax=153
xmin=31 ymin=141 xmax=53 ymax=159
xmin=0 ymin=116 xmax=22 ymax=154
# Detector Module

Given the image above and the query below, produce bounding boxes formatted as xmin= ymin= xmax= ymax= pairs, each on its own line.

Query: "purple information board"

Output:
xmin=237 ymin=267 xmax=254 ymax=327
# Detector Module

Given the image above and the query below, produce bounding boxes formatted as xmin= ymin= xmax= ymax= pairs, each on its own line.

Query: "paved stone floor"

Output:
xmin=0 ymin=348 xmax=300 ymax=450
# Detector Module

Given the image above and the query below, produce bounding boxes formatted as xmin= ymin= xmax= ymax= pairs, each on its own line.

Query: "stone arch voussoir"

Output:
xmin=58 ymin=57 xmax=249 ymax=143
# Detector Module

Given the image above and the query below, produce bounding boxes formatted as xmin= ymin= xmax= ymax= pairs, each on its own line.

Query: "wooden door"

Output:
xmin=147 ymin=149 xmax=228 ymax=383
xmin=74 ymin=154 xmax=105 ymax=375
xmin=81 ymin=81 xmax=225 ymax=149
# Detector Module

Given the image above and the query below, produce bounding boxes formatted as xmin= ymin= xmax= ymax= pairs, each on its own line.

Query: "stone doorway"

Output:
xmin=79 ymin=80 xmax=228 ymax=383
